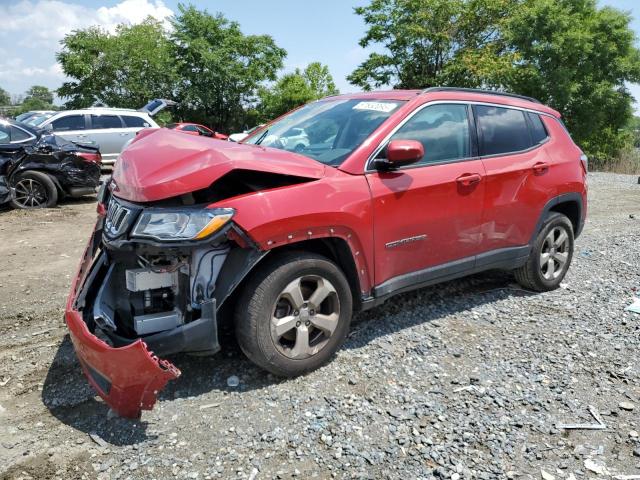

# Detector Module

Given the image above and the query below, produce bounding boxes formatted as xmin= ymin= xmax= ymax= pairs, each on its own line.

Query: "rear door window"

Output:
xmin=122 ymin=115 xmax=150 ymax=128
xmin=51 ymin=115 xmax=85 ymax=132
xmin=182 ymin=125 xmax=198 ymax=132
xmin=475 ymin=106 xmax=531 ymax=156
xmin=91 ymin=115 xmax=122 ymax=129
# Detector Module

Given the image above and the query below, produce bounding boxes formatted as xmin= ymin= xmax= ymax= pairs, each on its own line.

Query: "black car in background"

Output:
xmin=0 ymin=120 xmax=102 ymax=209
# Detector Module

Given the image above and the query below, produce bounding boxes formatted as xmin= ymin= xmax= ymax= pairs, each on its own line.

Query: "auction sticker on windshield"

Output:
xmin=352 ymin=101 xmax=399 ymax=113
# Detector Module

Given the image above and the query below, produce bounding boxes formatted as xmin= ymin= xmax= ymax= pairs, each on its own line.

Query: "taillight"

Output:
xmin=77 ymin=152 xmax=102 ymax=164
xmin=580 ymin=153 xmax=588 ymax=173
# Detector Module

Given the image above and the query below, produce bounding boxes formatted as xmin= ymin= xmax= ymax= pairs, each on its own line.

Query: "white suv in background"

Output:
xmin=38 ymin=99 xmax=172 ymax=164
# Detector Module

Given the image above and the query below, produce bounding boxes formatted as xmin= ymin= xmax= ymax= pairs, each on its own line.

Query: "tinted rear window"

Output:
xmin=91 ymin=115 xmax=122 ymax=129
xmin=51 ymin=115 xmax=85 ymax=131
xmin=527 ymin=112 xmax=548 ymax=144
xmin=475 ymin=106 xmax=531 ymax=156
xmin=123 ymin=115 xmax=151 ymax=128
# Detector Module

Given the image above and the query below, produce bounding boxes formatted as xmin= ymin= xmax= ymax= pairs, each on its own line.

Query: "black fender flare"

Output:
xmin=529 ymin=192 xmax=584 ymax=244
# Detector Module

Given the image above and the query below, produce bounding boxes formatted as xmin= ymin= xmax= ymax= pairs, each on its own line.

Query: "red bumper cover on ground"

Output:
xmin=64 ymin=228 xmax=180 ymax=418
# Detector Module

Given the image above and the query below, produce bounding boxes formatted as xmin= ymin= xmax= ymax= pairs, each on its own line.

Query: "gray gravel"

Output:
xmin=1 ymin=172 xmax=639 ymax=479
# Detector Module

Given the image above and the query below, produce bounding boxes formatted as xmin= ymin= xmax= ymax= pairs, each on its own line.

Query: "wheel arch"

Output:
xmin=216 ymin=236 xmax=365 ymax=329
xmin=531 ymin=192 xmax=584 ymax=242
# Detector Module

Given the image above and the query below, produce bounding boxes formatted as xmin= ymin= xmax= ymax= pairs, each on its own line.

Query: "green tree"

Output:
xmin=57 ymin=19 xmax=177 ymax=109
xmin=0 ymin=87 xmax=10 ymax=106
xmin=347 ymin=0 xmax=517 ymax=90
xmin=505 ymin=0 xmax=640 ymax=161
xmin=257 ymin=62 xmax=339 ymax=121
xmin=24 ymin=85 xmax=54 ymax=105
xmin=349 ymin=0 xmax=640 ymax=163
xmin=170 ymin=5 xmax=286 ymax=131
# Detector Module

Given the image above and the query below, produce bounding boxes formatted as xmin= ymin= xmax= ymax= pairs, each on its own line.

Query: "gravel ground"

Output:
xmin=0 ymin=172 xmax=639 ymax=480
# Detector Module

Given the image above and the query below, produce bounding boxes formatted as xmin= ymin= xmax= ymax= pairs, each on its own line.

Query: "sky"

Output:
xmin=1 ymin=0 xmax=639 ymax=107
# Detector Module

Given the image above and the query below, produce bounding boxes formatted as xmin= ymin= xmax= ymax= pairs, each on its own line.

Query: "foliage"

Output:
xmin=257 ymin=62 xmax=339 ymax=121
xmin=0 ymin=87 xmax=11 ymax=106
xmin=347 ymin=0 xmax=517 ymax=90
xmin=24 ymin=85 xmax=54 ymax=105
xmin=349 ymin=0 xmax=640 ymax=163
xmin=170 ymin=5 xmax=286 ymax=131
xmin=57 ymin=19 xmax=177 ymax=109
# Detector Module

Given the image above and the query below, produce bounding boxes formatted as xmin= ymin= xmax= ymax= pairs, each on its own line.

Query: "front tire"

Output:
xmin=514 ymin=212 xmax=574 ymax=292
xmin=10 ymin=171 xmax=58 ymax=209
xmin=235 ymin=252 xmax=353 ymax=377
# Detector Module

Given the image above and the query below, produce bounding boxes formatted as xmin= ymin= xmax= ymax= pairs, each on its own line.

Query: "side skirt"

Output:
xmin=361 ymin=245 xmax=530 ymax=310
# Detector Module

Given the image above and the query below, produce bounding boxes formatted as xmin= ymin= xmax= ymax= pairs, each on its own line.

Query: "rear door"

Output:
xmin=48 ymin=114 xmax=89 ymax=144
xmin=120 ymin=114 xmax=153 ymax=146
xmin=366 ymin=103 xmax=486 ymax=289
xmin=474 ymin=105 xmax=555 ymax=253
xmin=89 ymin=114 xmax=127 ymax=162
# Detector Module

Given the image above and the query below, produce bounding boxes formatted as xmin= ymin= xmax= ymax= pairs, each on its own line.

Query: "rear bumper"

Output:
xmin=64 ymin=226 xmax=180 ymax=418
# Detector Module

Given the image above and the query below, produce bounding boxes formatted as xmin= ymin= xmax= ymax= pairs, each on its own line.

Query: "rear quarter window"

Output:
xmin=123 ymin=115 xmax=151 ymax=128
xmin=527 ymin=112 xmax=549 ymax=144
xmin=475 ymin=106 xmax=531 ymax=156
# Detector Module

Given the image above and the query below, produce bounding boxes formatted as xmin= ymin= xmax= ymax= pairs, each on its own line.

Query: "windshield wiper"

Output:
xmin=254 ymin=128 xmax=269 ymax=146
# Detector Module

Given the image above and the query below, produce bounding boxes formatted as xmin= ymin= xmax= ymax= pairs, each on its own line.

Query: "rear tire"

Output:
xmin=10 ymin=171 xmax=58 ymax=209
xmin=514 ymin=212 xmax=574 ymax=292
xmin=235 ymin=252 xmax=353 ymax=377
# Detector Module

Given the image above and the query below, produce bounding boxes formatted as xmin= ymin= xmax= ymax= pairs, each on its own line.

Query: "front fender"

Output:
xmin=215 ymin=172 xmax=375 ymax=292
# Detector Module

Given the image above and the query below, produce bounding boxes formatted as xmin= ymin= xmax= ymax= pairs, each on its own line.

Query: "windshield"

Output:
xmin=26 ymin=113 xmax=54 ymax=126
xmin=245 ymin=98 xmax=404 ymax=166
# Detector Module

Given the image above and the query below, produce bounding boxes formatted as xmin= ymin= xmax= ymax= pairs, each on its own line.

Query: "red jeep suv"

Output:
xmin=65 ymin=88 xmax=587 ymax=417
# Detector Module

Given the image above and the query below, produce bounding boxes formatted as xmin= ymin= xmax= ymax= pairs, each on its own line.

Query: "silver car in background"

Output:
xmin=38 ymin=99 xmax=172 ymax=164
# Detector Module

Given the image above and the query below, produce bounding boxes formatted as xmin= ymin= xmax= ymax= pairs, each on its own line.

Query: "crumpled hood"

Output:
xmin=112 ymin=129 xmax=326 ymax=203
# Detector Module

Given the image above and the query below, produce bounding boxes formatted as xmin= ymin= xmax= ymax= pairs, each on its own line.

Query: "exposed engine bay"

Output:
xmin=75 ymin=189 xmax=264 ymax=359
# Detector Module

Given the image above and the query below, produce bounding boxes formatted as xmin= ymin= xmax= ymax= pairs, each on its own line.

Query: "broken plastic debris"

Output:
xmin=584 ymin=458 xmax=610 ymax=476
xmin=89 ymin=432 xmax=108 ymax=448
xmin=625 ymin=298 xmax=640 ymax=314
xmin=557 ymin=405 xmax=607 ymax=430
xmin=541 ymin=469 xmax=555 ymax=480
xmin=227 ymin=375 xmax=240 ymax=387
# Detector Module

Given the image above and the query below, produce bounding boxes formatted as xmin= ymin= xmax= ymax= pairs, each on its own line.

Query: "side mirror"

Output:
xmin=375 ymin=140 xmax=424 ymax=170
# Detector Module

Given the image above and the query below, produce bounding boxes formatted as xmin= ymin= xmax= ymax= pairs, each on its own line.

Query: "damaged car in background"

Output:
xmin=0 ymin=119 xmax=101 ymax=209
xmin=66 ymin=88 xmax=587 ymax=418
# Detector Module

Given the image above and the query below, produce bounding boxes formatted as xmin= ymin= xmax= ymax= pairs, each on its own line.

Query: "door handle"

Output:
xmin=77 ymin=134 xmax=87 ymax=138
xmin=120 ymin=133 xmax=129 ymax=136
xmin=456 ymin=173 xmax=482 ymax=186
xmin=533 ymin=161 xmax=549 ymax=174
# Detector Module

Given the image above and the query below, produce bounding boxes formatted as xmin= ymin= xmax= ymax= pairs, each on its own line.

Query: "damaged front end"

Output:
xmin=65 ymin=184 xmax=265 ymax=418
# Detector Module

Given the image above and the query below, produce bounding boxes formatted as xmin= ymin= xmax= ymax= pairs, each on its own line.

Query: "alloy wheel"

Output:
xmin=540 ymin=226 xmax=570 ymax=280
xmin=13 ymin=178 xmax=48 ymax=208
xmin=270 ymin=275 xmax=340 ymax=359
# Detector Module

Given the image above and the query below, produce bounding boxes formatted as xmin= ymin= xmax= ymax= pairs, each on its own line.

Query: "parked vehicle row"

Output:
xmin=0 ymin=119 xmax=101 ymax=209
xmin=64 ymin=87 xmax=587 ymax=418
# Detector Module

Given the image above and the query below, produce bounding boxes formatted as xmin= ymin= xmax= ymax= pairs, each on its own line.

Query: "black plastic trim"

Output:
xmin=423 ymin=87 xmax=541 ymax=104
xmin=366 ymin=245 xmax=530 ymax=308
xmin=530 ymin=192 xmax=585 ymax=240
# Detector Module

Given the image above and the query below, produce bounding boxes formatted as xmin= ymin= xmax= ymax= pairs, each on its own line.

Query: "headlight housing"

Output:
xmin=132 ymin=208 xmax=234 ymax=242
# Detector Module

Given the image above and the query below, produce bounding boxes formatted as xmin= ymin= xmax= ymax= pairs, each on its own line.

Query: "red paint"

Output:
xmin=168 ymin=122 xmax=229 ymax=140
xmin=112 ymin=129 xmax=325 ymax=202
xmin=65 ymin=229 xmax=180 ymax=418
xmin=67 ymin=89 xmax=586 ymax=416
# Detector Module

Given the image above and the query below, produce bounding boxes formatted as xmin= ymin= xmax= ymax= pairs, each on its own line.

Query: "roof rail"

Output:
xmin=422 ymin=87 xmax=541 ymax=104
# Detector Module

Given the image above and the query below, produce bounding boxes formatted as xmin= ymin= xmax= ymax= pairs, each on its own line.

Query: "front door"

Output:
xmin=366 ymin=103 xmax=486 ymax=289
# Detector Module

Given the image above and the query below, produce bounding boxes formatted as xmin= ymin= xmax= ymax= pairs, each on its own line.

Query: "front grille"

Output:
xmin=104 ymin=197 xmax=135 ymax=238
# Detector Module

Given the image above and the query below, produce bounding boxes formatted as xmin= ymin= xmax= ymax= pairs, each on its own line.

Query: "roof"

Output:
xmin=323 ymin=88 xmax=560 ymax=117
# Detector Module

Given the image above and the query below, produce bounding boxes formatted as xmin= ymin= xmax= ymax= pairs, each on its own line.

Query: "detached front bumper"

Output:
xmin=64 ymin=227 xmax=181 ymax=419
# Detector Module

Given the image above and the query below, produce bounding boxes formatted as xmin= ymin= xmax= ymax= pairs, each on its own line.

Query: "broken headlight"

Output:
xmin=132 ymin=208 xmax=234 ymax=241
